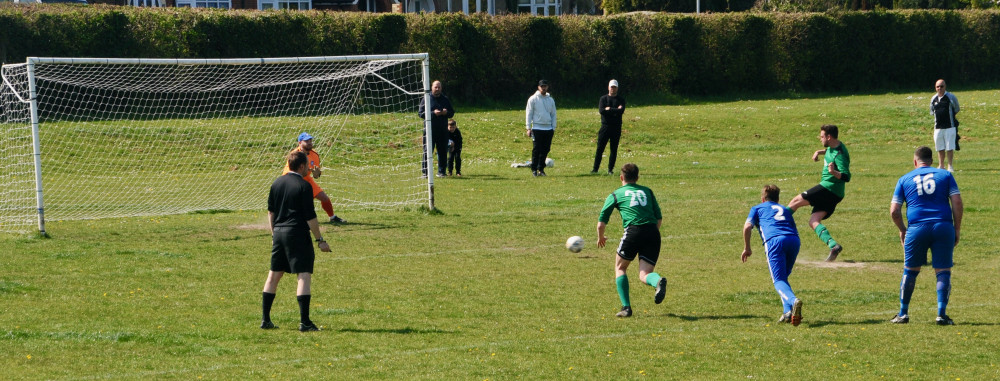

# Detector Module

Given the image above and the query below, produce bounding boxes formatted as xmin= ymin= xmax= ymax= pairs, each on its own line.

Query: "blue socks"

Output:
xmin=898 ymin=269 xmax=952 ymax=317
xmin=774 ymin=281 xmax=796 ymax=313
xmin=936 ymin=271 xmax=951 ymax=317
xmin=899 ymin=268 xmax=919 ymax=316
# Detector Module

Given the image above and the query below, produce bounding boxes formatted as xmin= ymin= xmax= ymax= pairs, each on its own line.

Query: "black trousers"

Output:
xmin=422 ymin=127 xmax=449 ymax=175
xmin=594 ymin=125 xmax=622 ymax=172
xmin=448 ymin=149 xmax=462 ymax=175
xmin=531 ymin=129 xmax=554 ymax=172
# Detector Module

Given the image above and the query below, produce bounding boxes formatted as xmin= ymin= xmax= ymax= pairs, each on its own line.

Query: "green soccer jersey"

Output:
xmin=599 ymin=183 xmax=662 ymax=228
xmin=819 ymin=142 xmax=851 ymax=198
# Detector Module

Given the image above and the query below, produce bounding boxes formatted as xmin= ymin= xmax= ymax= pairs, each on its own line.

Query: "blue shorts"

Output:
xmin=765 ymin=235 xmax=800 ymax=283
xmin=904 ymin=221 xmax=955 ymax=269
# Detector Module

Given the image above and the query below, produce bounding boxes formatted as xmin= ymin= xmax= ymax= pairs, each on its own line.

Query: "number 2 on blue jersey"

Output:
xmin=770 ymin=205 xmax=786 ymax=221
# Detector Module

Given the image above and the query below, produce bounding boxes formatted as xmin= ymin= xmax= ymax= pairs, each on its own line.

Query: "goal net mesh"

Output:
xmin=0 ymin=56 xmax=428 ymax=232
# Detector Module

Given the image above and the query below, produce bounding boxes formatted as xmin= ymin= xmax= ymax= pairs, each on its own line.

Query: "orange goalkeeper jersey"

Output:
xmin=283 ymin=147 xmax=321 ymax=180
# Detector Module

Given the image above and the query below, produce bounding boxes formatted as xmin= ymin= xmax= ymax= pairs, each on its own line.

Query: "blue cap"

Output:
xmin=297 ymin=132 xmax=314 ymax=142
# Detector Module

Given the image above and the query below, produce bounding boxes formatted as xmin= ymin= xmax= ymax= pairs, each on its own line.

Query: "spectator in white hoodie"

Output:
xmin=526 ymin=79 xmax=557 ymax=177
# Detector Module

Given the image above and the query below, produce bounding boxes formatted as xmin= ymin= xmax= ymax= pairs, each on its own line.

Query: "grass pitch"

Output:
xmin=3 ymin=89 xmax=1000 ymax=379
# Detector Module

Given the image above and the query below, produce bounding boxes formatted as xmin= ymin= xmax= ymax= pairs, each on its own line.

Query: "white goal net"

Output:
xmin=0 ymin=55 xmax=432 ymax=233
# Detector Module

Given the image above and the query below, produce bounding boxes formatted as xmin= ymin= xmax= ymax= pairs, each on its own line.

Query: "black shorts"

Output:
xmin=801 ymin=184 xmax=843 ymax=219
xmin=271 ymin=227 xmax=315 ymax=274
xmin=617 ymin=224 xmax=661 ymax=266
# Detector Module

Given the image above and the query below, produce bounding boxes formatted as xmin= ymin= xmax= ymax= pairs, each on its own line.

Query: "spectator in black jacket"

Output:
xmin=593 ymin=79 xmax=626 ymax=175
xmin=447 ymin=119 xmax=463 ymax=176
xmin=418 ymin=80 xmax=455 ymax=177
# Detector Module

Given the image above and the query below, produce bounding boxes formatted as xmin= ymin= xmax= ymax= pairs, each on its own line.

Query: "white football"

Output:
xmin=545 ymin=157 xmax=555 ymax=168
xmin=566 ymin=236 xmax=584 ymax=253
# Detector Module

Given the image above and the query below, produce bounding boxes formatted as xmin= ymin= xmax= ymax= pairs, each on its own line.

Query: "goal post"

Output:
xmin=0 ymin=54 xmax=434 ymax=233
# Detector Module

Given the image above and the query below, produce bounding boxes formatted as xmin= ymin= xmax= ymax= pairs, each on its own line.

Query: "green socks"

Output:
xmin=616 ymin=275 xmax=631 ymax=307
xmin=814 ymin=223 xmax=839 ymax=249
xmin=645 ymin=273 xmax=662 ymax=288
xmin=617 ymin=273 xmax=663 ymax=307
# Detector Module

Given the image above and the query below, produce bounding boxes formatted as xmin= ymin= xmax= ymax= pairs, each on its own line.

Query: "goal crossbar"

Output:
xmin=27 ymin=54 xmax=429 ymax=66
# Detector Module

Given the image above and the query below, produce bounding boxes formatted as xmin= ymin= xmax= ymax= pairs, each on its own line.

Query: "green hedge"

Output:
xmin=2 ymin=6 xmax=999 ymax=101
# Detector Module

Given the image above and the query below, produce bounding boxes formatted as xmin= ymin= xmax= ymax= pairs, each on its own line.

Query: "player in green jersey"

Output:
xmin=597 ymin=163 xmax=667 ymax=318
xmin=788 ymin=124 xmax=852 ymax=262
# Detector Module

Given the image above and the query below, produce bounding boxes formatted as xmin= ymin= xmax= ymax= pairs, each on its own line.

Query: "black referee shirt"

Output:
xmin=268 ymin=172 xmax=317 ymax=229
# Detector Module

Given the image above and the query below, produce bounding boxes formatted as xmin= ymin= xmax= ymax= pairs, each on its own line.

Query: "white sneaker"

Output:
xmin=947 ymin=166 xmax=954 ymax=173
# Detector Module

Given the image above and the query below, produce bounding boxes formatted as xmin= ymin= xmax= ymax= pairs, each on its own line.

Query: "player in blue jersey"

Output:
xmin=890 ymin=146 xmax=963 ymax=325
xmin=742 ymin=185 xmax=804 ymax=326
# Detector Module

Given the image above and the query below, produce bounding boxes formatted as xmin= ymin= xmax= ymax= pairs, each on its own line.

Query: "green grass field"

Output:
xmin=3 ymin=89 xmax=1000 ymax=379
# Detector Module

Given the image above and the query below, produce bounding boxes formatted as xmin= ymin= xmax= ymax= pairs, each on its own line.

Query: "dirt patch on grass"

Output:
xmin=234 ymin=223 xmax=269 ymax=231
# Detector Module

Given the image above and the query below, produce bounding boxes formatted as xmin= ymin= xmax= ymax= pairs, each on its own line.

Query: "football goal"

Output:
xmin=0 ymin=54 xmax=435 ymax=234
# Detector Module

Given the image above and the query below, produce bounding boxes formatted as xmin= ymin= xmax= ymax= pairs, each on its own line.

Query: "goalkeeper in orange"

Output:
xmin=284 ymin=132 xmax=347 ymax=224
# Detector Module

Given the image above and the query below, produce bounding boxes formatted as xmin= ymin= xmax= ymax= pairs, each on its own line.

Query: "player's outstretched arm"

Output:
xmin=741 ymin=222 xmax=754 ymax=263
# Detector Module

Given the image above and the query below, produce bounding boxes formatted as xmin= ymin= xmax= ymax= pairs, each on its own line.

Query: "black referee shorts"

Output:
xmin=801 ymin=184 xmax=843 ymax=219
xmin=271 ymin=227 xmax=315 ymax=274
xmin=617 ymin=223 xmax=661 ymax=266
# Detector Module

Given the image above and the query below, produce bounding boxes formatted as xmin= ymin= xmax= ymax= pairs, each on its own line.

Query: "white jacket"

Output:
xmin=526 ymin=91 xmax=557 ymax=130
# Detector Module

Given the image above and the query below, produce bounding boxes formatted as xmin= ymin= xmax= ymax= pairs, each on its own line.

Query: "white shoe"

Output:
xmin=947 ymin=166 xmax=954 ymax=173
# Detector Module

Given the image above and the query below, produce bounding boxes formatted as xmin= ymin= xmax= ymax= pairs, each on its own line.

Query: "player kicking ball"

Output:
xmin=788 ymin=124 xmax=850 ymax=262
xmin=742 ymin=185 xmax=804 ymax=326
xmin=597 ymin=163 xmax=667 ymax=318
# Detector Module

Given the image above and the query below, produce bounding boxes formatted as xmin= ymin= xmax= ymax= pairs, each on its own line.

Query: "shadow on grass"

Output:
xmin=954 ymin=322 xmax=1000 ymax=326
xmin=439 ymin=174 xmax=506 ymax=181
xmin=330 ymin=221 xmax=396 ymax=231
xmin=337 ymin=327 xmax=455 ymax=335
xmin=442 ymin=174 xmax=508 ymax=181
xmin=665 ymin=313 xmax=764 ymax=321
xmin=806 ymin=319 xmax=886 ymax=328
xmin=570 ymin=172 xmax=618 ymax=178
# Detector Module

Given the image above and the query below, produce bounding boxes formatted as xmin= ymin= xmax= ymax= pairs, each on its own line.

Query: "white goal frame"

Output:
xmin=1 ymin=54 xmax=436 ymax=234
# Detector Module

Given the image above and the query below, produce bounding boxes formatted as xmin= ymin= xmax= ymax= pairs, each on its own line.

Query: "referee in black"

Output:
xmin=261 ymin=151 xmax=331 ymax=332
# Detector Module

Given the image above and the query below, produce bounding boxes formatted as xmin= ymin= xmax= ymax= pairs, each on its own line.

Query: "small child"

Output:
xmin=447 ymin=119 xmax=463 ymax=176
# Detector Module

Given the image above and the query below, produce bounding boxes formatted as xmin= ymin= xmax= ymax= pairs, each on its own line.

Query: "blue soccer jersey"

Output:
xmin=892 ymin=167 xmax=960 ymax=225
xmin=746 ymin=201 xmax=799 ymax=243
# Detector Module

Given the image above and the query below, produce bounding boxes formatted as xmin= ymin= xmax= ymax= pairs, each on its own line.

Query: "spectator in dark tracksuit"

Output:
xmin=447 ymin=119 xmax=463 ymax=176
xmin=418 ymin=80 xmax=455 ymax=177
xmin=594 ymin=79 xmax=626 ymax=175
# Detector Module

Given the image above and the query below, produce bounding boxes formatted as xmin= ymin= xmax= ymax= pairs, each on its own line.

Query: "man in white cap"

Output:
xmin=593 ymin=79 xmax=626 ymax=175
